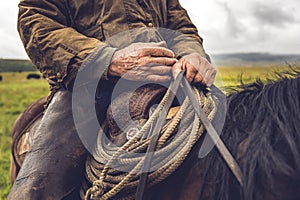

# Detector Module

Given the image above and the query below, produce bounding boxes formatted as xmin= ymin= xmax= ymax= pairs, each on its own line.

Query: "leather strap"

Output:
xmin=135 ymin=72 xmax=184 ymax=200
xmin=181 ymin=79 xmax=244 ymax=186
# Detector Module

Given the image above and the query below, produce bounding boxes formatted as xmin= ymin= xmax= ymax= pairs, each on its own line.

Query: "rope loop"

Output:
xmin=82 ymin=85 xmax=218 ymax=200
xmin=85 ymin=180 xmax=105 ymax=200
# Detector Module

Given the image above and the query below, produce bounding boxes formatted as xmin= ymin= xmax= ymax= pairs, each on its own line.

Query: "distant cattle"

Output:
xmin=0 ymin=75 xmax=2 ymax=82
xmin=26 ymin=73 xmax=41 ymax=79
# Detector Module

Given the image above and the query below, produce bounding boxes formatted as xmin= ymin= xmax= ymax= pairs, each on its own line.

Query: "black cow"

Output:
xmin=26 ymin=73 xmax=41 ymax=79
xmin=0 ymin=75 xmax=2 ymax=82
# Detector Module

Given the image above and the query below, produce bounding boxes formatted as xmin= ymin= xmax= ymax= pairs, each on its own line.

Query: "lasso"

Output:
xmin=83 ymin=78 xmax=217 ymax=200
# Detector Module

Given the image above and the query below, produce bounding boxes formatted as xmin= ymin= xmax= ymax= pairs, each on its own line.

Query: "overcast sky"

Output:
xmin=0 ymin=0 xmax=300 ymax=59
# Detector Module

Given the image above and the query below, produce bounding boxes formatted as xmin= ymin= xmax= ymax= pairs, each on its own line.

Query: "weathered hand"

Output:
xmin=108 ymin=41 xmax=177 ymax=82
xmin=173 ymin=53 xmax=216 ymax=87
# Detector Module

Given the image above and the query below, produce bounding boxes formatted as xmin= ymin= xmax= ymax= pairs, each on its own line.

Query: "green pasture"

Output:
xmin=0 ymin=72 xmax=48 ymax=198
xmin=0 ymin=66 xmax=289 ymax=199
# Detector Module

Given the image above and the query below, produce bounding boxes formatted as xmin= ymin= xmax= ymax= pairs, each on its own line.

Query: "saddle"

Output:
xmin=106 ymin=83 xmax=169 ymax=146
xmin=83 ymin=78 xmax=218 ymax=200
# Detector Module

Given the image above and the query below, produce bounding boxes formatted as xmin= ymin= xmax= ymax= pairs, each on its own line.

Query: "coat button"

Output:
xmin=148 ymin=22 xmax=154 ymax=27
xmin=56 ymin=72 xmax=62 ymax=79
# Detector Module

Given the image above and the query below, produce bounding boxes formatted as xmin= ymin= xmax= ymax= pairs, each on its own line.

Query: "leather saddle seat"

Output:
xmin=106 ymin=83 xmax=176 ymax=147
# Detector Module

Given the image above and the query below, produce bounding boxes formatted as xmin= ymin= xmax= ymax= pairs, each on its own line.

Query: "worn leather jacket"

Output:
xmin=18 ymin=0 xmax=206 ymax=92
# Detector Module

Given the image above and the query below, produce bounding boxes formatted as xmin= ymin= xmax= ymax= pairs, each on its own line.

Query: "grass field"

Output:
xmin=0 ymin=72 xmax=48 ymax=198
xmin=0 ymin=66 xmax=289 ymax=199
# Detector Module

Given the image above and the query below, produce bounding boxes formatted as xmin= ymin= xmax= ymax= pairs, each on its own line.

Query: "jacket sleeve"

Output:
xmin=166 ymin=0 xmax=207 ymax=59
xmin=18 ymin=0 xmax=116 ymax=89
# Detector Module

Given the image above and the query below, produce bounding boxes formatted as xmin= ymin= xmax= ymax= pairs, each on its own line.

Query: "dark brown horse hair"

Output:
xmin=197 ymin=66 xmax=300 ymax=200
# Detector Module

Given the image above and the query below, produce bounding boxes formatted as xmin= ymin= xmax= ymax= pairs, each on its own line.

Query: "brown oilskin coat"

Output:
xmin=18 ymin=0 xmax=206 ymax=93
xmin=13 ymin=0 xmax=208 ymax=199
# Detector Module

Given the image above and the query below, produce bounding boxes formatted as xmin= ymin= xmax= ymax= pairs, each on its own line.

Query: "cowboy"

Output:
xmin=9 ymin=0 xmax=216 ymax=199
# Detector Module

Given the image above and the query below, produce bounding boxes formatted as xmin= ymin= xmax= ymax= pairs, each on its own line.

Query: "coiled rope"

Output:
xmin=83 ymin=85 xmax=217 ymax=200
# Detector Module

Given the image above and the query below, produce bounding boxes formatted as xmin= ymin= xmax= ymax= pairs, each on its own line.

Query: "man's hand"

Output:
xmin=108 ymin=41 xmax=177 ymax=82
xmin=173 ymin=53 xmax=216 ymax=87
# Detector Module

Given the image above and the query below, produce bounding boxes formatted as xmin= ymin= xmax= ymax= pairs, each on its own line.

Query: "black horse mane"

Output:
xmin=198 ymin=67 xmax=300 ymax=200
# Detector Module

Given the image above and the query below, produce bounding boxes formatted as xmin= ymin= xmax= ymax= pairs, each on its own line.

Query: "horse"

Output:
xmin=10 ymin=67 xmax=300 ymax=200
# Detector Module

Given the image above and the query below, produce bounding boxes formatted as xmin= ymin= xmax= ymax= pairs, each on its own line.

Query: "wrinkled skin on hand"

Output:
xmin=108 ymin=41 xmax=177 ymax=82
xmin=173 ymin=53 xmax=216 ymax=87
xmin=109 ymin=42 xmax=216 ymax=87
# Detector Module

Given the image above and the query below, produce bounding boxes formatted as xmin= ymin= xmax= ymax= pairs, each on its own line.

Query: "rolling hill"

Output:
xmin=211 ymin=53 xmax=300 ymax=66
xmin=0 ymin=53 xmax=300 ymax=72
